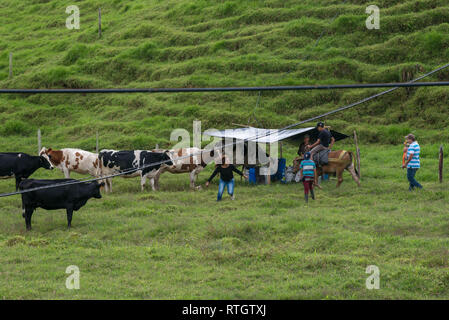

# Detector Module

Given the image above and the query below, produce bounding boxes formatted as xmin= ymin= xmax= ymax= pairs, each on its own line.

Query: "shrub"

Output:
xmin=63 ymin=44 xmax=91 ymax=65
xmin=420 ymin=31 xmax=446 ymax=53
xmin=332 ymin=15 xmax=366 ymax=34
xmin=130 ymin=42 xmax=160 ymax=61
xmin=215 ymin=1 xmax=238 ymax=17
xmin=1 ymin=120 xmax=33 ymax=136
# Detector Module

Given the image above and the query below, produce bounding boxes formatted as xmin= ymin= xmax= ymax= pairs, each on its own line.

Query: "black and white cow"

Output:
xmin=98 ymin=150 xmax=173 ymax=192
xmin=19 ymin=179 xmax=104 ymax=231
xmin=0 ymin=152 xmax=54 ymax=190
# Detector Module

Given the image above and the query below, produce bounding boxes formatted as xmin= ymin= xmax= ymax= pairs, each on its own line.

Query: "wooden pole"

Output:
xmin=37 ymin=129 xmax=41 ymax=154
xmin=96 ymin=130 xmax=99 ymax=153
xmin=9 ymin=53 xmax=12 ymax=78
xmin=279 ymin=141 xmax=283 ymax=159
xmin=98 ymin=8 xmax=102 ymax=38
xmin=354 ymin=130 xmax=361 ymax=179
xmin=439 ymin=145 xmax=443 ymax=183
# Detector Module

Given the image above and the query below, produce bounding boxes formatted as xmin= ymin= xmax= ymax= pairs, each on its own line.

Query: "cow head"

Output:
xmin=40 ymin=147 xmax=64 ymax=167
xmin=162 ymin=150 xmax=174 ymax=167
xmin=93 ymin=181 xmax=105 ymax=199
xmin=38 ymin=147 xmax=54 ymax=170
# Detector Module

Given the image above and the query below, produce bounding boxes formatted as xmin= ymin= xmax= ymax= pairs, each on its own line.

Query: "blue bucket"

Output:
xmin=249 ymin=167 xmax=256 ymax=184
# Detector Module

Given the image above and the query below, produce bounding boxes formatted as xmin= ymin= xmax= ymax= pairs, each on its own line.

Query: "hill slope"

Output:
xmin=0 ymin=0 xmax=449 ymax=152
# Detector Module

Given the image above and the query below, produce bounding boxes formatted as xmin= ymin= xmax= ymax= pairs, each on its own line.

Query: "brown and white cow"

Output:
xmin=39 ymin=147 xmax=101 ymax=179
xmin=152 ymin=147 xmax=212 ymax=190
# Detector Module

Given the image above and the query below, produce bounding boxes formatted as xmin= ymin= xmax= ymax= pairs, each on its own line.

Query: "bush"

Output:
xmin=63 ymin=44 xmax=91 ymax=65
xmin=1 ymin=120 xmax=33 ymax=136
xmin=130 ymin=42 xmax=160 ymax=61
xmin=215 ymin=1 xmax=238 ymax=17
xmin=420 ymin=31 xmax=446 ymax=53
xmin=332 ymin=15 xmax=366 ymax=34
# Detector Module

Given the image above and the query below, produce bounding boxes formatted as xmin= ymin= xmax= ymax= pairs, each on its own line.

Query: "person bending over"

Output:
xmin=299 ymin=152 xmax=317 ymax=203
xmin=205 ymin=157 xmax=248 ymax=201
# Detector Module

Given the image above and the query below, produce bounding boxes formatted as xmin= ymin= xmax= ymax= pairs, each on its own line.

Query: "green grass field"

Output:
xmin=1 ymin=143 xmax=448 ymax=299
xmin=0 ymin=0 xmax=449 ymax=299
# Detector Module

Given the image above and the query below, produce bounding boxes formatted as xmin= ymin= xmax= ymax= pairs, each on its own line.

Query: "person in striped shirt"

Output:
xmin=299 ymin=152 xmax=317 ymax=203
xmin=402 ymin=133 xmax=423 ymax=191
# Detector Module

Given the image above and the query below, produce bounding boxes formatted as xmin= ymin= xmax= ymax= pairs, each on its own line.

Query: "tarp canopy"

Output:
xmin=205 ymin=127 xmax=349 ymax=143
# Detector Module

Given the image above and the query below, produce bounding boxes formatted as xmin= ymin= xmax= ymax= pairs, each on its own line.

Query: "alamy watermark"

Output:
xmin=66 ymin=265 xmax=80 ymax=290
xmin=365 ymin=265 xmax=380 ymax=290
xmin=366 ymin=5 xmax=380 ymax=30
xmin=66 ymin=5 xmax=80 ymax=30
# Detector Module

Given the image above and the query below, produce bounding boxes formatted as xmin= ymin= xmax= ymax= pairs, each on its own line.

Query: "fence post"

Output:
xmin=279 ymin=141 xmax=283 ymax=159
xmin=98 ymin=8 xmax=102 ymax=38
xmin=96 ymin=130 xmax=99 ymax=153
xmin=9 ymin=53 xmax=13 ymax=78
xmin=37 ymin=129 xmax=41 ymax=154
xmin=354 ymin=130 xmax=361 ymax=179
xmin=439 ymin=145 xmax=443 ymax=183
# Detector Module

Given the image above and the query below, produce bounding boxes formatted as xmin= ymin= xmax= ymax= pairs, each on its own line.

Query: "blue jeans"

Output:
xmin=407 ymin=168 xmax=422 ymax=191
xmin=217 ymin=178 xmax=234 ymax=201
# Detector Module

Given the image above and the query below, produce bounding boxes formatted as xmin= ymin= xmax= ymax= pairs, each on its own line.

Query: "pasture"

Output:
xmin=1 ymin=142 xmax=448 ymax=299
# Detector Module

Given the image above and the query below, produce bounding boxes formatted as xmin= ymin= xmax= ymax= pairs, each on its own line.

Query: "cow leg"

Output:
xmin=150 ymin=177 xmax=156 ymax=191
xmin=63 ymin=168 xmax=71 ymax=179
xmin=346 ymin=165 xmax=361 ymax=187
xmin=194 ymin=166 xmax=204 ymax=189
xmin=336 ymin=168 xmax=344 ymax=188
xmin=102 ymin=178 xmax=108 ymax=193
xmin=152 ymin=177 xmax=159 ymax=191
xmin=141 ymin=175 xmax=147 ymax=192
xmin=189 ymin=170 xmax=197 ymax=189
xmin=152 ymin=170 xmax=162 ymax=191
xmin=106 ymin=178 xmax=112 ymax=193
xmin=66 ymin=207 xmax=74 ymax=228
xmin=24 ymin=207 xmax=34 ymax=231
xmin=15 ymin=177 xmax=22 ymax=191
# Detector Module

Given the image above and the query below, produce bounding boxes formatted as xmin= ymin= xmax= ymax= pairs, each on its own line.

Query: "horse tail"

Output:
xmin=347 ymin=151 xmax=359 ymax=176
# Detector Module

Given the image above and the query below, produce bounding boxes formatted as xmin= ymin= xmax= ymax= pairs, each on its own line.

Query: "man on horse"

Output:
xmin=307 ymin=122 xmax=335 ymax=164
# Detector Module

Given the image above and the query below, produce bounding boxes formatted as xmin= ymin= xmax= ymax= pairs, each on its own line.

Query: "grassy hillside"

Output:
xmin=0 ymin=0 xmax=449 ymax=152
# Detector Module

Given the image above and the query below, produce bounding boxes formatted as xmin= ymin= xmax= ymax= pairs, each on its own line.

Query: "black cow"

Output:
xmin=0 ymin=152 xmax=54 ymax=190
xmin=19 ymin=179 xmax=104 ymax=231
xmin=98 ymin=150 xmax=173 ymax=192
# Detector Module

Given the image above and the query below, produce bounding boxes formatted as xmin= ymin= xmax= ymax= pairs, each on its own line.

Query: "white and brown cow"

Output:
xmin=151 ymin=147 xmax=212 ymax=190
xmin=39 ymin=147 xmax=101 ymax=179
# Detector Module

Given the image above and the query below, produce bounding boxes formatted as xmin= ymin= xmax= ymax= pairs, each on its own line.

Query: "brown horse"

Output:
xmin=316 ymin=150 xmax=360 ymax=188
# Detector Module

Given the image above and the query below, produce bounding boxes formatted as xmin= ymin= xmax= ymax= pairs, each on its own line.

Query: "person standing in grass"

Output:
xmin=402 ymin=133 xmax=423 ymax=191
xmin=205 ymin=156 xmax=248 ymax=201
xmin=299 ymin=152 xmax=317 ymax=203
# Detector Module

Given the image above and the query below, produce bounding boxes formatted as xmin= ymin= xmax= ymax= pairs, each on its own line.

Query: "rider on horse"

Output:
xmin=307 ymin=122 xmax=335 ymax=165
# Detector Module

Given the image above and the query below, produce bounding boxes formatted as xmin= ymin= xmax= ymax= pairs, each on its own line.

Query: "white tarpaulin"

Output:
xmin=204 ymin=127 xmax=315 ymax=143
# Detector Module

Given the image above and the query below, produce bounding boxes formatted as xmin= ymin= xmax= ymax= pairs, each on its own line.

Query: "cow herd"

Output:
xmin=0 ymin=147 xmax=213 ymax=230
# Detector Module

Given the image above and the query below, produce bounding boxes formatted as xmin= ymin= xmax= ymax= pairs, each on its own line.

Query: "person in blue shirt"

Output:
xmin=299 ymin=152 xmax=317 ymax=203
xmin=402 ymin=133 xmax=423 ymax=191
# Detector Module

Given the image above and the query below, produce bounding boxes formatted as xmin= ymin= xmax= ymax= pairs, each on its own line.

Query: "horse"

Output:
xmin=315 ymin=150 xmax=360 ymax=188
